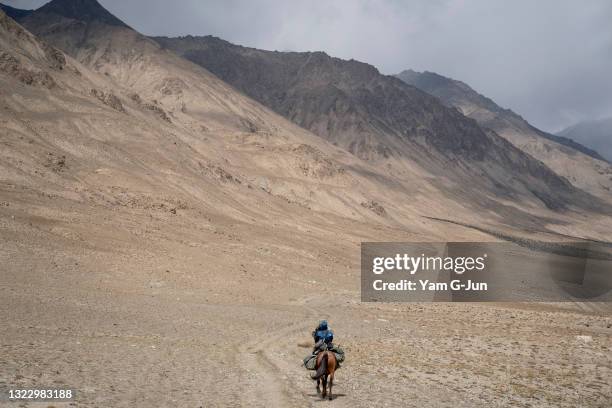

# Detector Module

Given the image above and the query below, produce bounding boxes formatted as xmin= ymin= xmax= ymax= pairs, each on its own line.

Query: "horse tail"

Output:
xmin=313 ymin=352 xmax=328 ymax=380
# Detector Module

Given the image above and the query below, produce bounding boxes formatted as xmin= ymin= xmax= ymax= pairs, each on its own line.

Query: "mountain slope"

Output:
xmin=396 ymin=69 xmax=612 ymax=199
xmin=149 ymin=35 xmax=605 ymax=214
xmin=558 ymin=117 xmax=612 ymax=163
xmin=153 ymin=37 xmax=493 ymax=160
xmin=4 ymin=0 xmax=612 ymax=232
xmin=0 ymin=4 xmax=389 ymax=228
xmin=36 ymin=0 xmax=127 ymax=27
xmin=396 ymin=69 xmax=606 ymax=162
xmin=0 ymin=3 xmax=33 ymax=20
xmin=0 ymin=0 xmax=524 ymax=244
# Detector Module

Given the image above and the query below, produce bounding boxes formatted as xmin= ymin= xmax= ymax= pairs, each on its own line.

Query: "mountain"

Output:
xmin=153 ymin=37 xmax=494 ymax=160
xmin=3 ymin=0 xmax=611 ymax=232
xmin=0 ymin=3 xmax=33 ymax=20
xmin=557 ymin=117 xmax=612 ymax=162
xmin=0 ymin=0 xmax=490 ymax=249
xmin=35 ymin=0 xmax=127 ymax=27
xmin=0 ymin=1 xmax=388 ymax=227
xmin=151 ymin=35 xmax=606 ymax=213
xmin=396 ymin=69 xmax=612 ymax=199
xmin=396 ymin=70 xmax=606 ymax=162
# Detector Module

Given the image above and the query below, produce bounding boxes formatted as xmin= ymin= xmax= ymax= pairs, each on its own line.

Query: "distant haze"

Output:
xmin=5 ymin=0 xmax=612 ymax=132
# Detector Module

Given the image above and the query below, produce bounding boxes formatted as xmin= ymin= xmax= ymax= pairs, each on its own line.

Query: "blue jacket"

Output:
xmin=314 ymin=329 xmax=331 ymax=342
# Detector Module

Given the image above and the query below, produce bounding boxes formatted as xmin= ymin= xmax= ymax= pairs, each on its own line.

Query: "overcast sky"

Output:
xmin=6 ymin=0 xmax=612 ymax=132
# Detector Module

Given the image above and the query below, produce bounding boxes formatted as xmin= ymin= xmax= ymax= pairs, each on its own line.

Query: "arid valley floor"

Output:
xmin=2 ymin=199 xmax=611 ymax=407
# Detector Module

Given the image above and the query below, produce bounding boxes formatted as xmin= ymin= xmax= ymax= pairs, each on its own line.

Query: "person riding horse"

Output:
xmin=304 ymin=320 xmax=344 ymax=372
xmin=306 ymin=321 xmax=344 ymax=400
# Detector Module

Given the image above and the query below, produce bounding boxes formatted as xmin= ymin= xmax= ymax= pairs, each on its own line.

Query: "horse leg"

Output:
xmin=328 ymin=372 xmax=334 ymax=400
xmin=316 ymin=377 xmax=321 ymax=394
xmin=321 ymin=375 xmax=327 ymax=399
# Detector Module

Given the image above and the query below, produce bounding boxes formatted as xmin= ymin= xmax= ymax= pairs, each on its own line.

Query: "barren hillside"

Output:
xmin=396 ymin=69 xmax=612 ymax=200
xmin=151 ymin=35 xmax=612 ymax=215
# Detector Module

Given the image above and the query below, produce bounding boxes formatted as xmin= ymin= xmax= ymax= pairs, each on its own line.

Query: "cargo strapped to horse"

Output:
xmin=303 ymin=343 xmax=345 ymax=370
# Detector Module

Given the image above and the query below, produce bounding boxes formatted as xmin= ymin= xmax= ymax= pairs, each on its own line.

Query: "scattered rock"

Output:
xmin=129 ymin=93 xmax=171 ymax=122
xmin=256 ymin=177 xmax=271 ymax=193
xmin=291 ymin=144 xmax=345 ymax=178
xmin=129 ymin=93 xmax=142 ymax=104
xmin=90 ymin=89 xmax=125 ymax=112
xmin=41 ymin=41 xmax=66 ymax=70
xmin=0 ymin=51 xmax=56 ymax=88
xmin=143 ymin=102 xmax=171 ymax=123
xmin=159 ymin=77 xmax=186 ymax=95
xmin=44 ymin=152 xmax=66 ymax=172
xmin=361 ymin=200 xmax=386 ymax=216
xmin=199 ymin=162 xmax=241 ymax=184
xmin=241 ymin=118 xmax=259 ymax=133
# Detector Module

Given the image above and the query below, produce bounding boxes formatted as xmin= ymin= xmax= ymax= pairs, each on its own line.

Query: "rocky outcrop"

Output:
xmin=361 ymin=200 xmax=386 ymax=216
xmin=129 ymin=93 xmax=171 ymax=123
xmin=0 ymin=51 xmax=56 ymax=88
xmin=91 ymin=88 xmax=125 ymax=112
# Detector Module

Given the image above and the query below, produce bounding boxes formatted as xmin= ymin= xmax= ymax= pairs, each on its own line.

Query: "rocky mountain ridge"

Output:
xmin=150 ymin=34 xmax=603 ymax=213
xmin=396 ymin=69 xmax=612 ymax=199
xmin=1 ymin=0 xmax=610 ymax=237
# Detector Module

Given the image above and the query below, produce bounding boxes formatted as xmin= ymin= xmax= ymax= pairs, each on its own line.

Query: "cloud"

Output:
xmin=5 ymin=0 xmax=612 ymax=131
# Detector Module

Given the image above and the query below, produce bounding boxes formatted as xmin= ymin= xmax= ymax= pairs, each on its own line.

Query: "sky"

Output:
xmin=5 ymin=0 xmax=612 ymax=132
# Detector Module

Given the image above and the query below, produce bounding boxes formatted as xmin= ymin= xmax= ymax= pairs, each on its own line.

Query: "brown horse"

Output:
xmin=312 ymin=350 xmax=337 ymax=400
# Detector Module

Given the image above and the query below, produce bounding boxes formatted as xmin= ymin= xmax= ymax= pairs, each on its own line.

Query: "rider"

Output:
xmin=305 ymin=320 xmax=331 ymax=370
xmin=312 ymin=320 xmax=331 ymax=344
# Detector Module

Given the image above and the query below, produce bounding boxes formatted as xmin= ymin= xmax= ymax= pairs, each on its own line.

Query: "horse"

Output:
xmin=312 ymin=350 xmax=337 ymax=400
